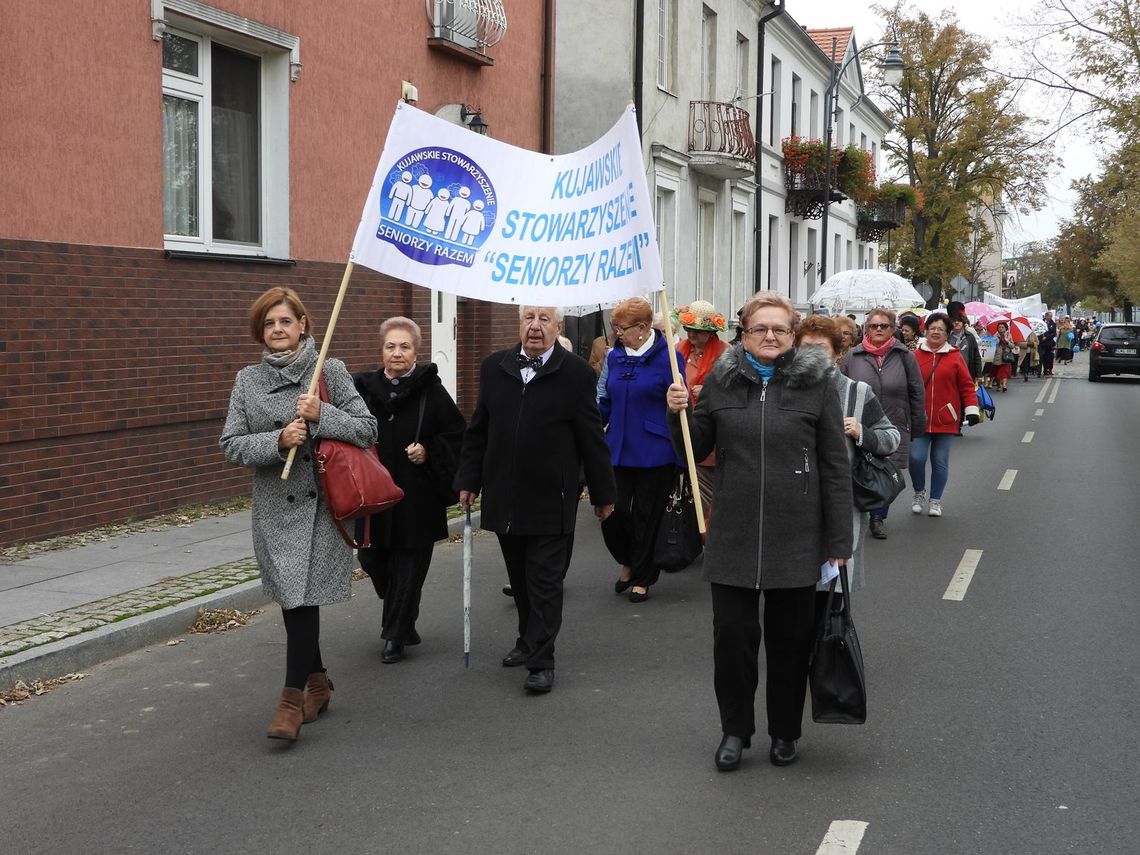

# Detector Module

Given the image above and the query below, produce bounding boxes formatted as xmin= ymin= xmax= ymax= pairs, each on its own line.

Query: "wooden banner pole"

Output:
xmin=282 ymin=260 xmax=356 ymax=480
xmin=658 ymin=290 xmax=706 ymax=534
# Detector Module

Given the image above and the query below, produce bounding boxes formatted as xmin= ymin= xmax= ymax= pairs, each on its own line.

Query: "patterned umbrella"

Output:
xmin=808 ymin=270 xmax=926 ymax=313
xmin=985 ymin=315 xmax=1034 ymax=343
xmin=962 ymin=301 xmax=1004 ymax=323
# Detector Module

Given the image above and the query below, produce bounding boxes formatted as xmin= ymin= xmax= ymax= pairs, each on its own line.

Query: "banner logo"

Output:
xmin=377 ymin=146 xmax=497 ymax=267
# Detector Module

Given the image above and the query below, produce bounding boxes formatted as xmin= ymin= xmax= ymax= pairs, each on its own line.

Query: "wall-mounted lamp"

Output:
xmin=401 ymin=80 xmax=418 ymax=103
xmin=460 ymin=104 xmax=489 ymax=135
xmin=804 ymin=261 xmax=816 ymax=275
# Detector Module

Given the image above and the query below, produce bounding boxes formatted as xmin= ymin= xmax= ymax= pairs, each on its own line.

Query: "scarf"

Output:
xmin=262 ymin=334 xmax=312 ymax=369
xmin=861 ymin=334 xmax=894 ymax=367
xmin=744 ymin=351 xmax=777 ymax=380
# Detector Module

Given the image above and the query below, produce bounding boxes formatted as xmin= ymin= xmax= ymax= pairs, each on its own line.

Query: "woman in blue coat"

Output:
xmin=599 ymin=297 xmax=685 ymax=603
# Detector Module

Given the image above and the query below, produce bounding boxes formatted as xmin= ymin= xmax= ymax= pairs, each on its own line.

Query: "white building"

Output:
xmin=556 ymin=2 xmax=895 ymax=320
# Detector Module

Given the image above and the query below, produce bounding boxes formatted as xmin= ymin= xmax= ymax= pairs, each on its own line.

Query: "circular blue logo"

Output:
xmin=375 ymin=146 xmax=497 ymax=268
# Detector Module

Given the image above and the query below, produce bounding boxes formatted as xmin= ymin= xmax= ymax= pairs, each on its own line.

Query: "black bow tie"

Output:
xmin=517 ymin=354 xmax=544 ymax=370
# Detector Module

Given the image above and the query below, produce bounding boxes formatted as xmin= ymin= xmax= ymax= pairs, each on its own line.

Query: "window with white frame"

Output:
xmin=809 ymin=90 xmax=819 ymax=138
xmin=768 ymin=56 xmax=781 ymax=146
xmin=697 ymin=189 xmax=717 ymax=301
xmin=655 ymin=186 xmax=677 ymax=296
xmin=700 ymin=6 xmax=717 ymax=102
xmin=790 ymin=74 xmax=801 ymax=138
xmin=157 ymin=3 xmax=296 ymax=257
xmin=657 ymin=0 xmax=678 ymax=91
xmin=730 ymin=197 xmax=748 ymax=317
xmin=735 ymin=33 xmax=749 ymax=99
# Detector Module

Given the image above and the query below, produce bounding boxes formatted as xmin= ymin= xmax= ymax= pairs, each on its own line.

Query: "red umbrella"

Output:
xmin=985 ymin=315 xmax=1034 ymax=343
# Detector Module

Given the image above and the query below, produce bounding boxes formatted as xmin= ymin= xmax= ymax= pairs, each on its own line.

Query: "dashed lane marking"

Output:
xmin=944 ymin=549 xmax=984 ymax=601
xmin=1048 ymin=381 xmax=1061 ymax=404
xmin=998 ymin=469 xmax=1018 ymax=491
xmin=1034 ymin=379 xmax=1052 ymax=404
xmin=1022 ymin=431 xmax=1035 ymax=443
xmin=1035 ymin=408 xmax=1045 ymax=417
xmin=816 ymin=820 xmax=869 ymax=854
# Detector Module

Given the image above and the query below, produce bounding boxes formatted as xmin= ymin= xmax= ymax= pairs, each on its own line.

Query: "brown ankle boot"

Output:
xmin=266 ymin=688 xmax=304 ymax=740
xmin=302 ymin=671 xmax=334 ymax=723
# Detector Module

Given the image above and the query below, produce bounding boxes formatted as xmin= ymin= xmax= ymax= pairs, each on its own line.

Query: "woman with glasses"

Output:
xmin=840 ymin=308 xmax=926 ymax=540
xmin=665 ymin=292 xmax=853 ymax=772
xmin=909 ymin=313 xmax=980 ymax=517
xmin=598 ymin=297 xmax=685 ymax=603
xmin=835 ymin=315 xmax=859 ymax=360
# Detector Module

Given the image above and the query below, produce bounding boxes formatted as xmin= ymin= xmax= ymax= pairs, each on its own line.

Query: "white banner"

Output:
xmin=983 ymin=291 xmax=1047 ymax=318
xmin=349 ymin=103 xmax=663 ymax=307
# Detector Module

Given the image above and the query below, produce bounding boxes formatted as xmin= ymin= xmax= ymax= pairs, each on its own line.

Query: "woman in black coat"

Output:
xmin=353 ymin=316 xmax=466 ymax=664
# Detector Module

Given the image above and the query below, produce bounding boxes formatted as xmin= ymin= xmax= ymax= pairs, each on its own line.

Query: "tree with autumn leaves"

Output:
xmin=870 ymin=4 xmax=1052 ymax=308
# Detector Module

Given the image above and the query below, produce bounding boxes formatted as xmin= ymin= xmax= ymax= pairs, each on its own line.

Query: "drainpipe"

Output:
xmin=754 ymin=1 xmax=785 ymax=299
xmin=634 ymin=0 xmax=645 ymax=138
xmin=542 ymin=0 xmax=556 ymax=153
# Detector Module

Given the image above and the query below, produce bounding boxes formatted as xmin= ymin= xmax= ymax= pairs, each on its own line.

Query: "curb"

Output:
xmin=0 ymin=510 xmax=483 ymax=690
xmin=0 ymin=579 xmax=268 ymax=690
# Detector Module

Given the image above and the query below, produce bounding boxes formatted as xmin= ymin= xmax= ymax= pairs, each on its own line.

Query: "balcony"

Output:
xmin=784 ymin=168 xmax=845 ymax=220
xmin=687 ymin=101 xmax=756 ymax=180
xmin=426 ymin=0 xmax=507 ymax=66
xmin=855 ymin=198 xmax=906 ymax=242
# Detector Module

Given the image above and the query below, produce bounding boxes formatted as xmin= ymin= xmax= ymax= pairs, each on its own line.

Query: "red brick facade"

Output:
xmin=0 ymin=238 xmax=517 ymax=546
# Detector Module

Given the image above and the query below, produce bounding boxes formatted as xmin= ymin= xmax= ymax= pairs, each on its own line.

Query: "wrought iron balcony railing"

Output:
xmin=688 ymin=101 xmax=755 ymax=161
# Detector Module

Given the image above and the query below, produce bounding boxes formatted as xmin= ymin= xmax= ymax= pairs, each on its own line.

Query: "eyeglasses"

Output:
xmin=866 ymin=322 xmax=894 ymax=331
xmin=611 ymin=323 xmax=643 ymax=336
xmin=743 ymin=326 xmax=793 ymax=339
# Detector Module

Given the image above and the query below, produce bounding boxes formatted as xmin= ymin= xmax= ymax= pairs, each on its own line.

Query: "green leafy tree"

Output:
xmin=872 ymin=5 xmax=1053 ymax=307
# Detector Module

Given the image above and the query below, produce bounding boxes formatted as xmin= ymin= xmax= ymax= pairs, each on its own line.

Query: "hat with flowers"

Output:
xmin=671 ymin=300 xmax=727 ymax=333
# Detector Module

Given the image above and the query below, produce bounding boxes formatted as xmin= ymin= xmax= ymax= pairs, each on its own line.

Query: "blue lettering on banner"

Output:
xmin=549 ymin=142 xmax=625 ymax=199
xmin=485 ymin=233 xmax=651 ymax=288
xmin=376 ymin=146 xmax=497 ymax=267
xmin=500 ymin=183 xmax=638 ymax=242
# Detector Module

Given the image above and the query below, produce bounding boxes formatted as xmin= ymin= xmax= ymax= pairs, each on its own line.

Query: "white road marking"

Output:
xmin=1035 ymin=408 xmax=1045 ymax=417
xmin=816 ymin=820 xmax=869 ymax=854
xmin=1022 ymin=431 xmax=1035 ymax=443
xmin=1048 ymin=381 xmax=1061 ymax=404
xmin=944 ymin=549 xmax=984 ymax=601
xmin=998 ymin=469 xmax=1018 ymax=490
xmin=1034 ymin=379 xmax=1052 ymax=404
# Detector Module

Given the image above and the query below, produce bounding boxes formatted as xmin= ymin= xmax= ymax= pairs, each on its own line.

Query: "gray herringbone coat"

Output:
xmin=220 ymin=339 xmax=377 ymax=609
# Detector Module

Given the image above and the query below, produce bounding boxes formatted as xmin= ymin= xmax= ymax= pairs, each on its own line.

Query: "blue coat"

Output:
xmin=599 ymin=331 xmax=684 ymax=468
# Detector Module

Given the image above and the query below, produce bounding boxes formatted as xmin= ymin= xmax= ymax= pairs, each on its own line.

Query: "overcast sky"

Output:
xmin=790 ymin=0 xmax=1101 ymax=248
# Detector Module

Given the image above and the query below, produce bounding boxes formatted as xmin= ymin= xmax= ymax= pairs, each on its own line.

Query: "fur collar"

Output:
xmin=714 ymin=344 xmax=833 ymax=388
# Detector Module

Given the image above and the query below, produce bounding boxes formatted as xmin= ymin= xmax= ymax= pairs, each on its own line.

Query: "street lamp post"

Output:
xmin=818 ymin=38 xmax=904 ymax=284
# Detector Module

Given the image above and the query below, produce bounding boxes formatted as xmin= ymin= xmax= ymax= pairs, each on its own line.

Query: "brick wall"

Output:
xmin=0 ymin=239 xmax=516 ymax=546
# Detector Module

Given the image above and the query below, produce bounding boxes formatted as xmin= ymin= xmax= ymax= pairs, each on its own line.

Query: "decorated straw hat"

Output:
xmin=671 ymin=300 xmax=727 ymax=333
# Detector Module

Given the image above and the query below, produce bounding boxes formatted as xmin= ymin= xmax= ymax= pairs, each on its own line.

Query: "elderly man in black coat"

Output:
xmin=456 ymin=305 xmax=616 ymax=694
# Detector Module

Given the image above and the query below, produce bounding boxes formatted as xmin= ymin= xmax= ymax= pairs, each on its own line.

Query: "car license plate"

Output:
xmin=1117 ymin=348 xmax=1137 ymax=355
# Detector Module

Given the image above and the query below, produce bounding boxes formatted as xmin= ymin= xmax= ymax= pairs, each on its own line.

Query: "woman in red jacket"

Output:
xmin=909 ymin=313 xmax=980 ymax=518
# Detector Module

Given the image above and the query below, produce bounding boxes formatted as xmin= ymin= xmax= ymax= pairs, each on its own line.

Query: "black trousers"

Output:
xmin=358 ymin=544 xmax=435 ymax=644
xmin=497 ymin=532 xmax=572 ymax=670
xmin=604 ymin=464 xmax=677 ymax=588
xmin=1040 ymin=345 xmax=1055 ymax=372
xmin=710 ymin=582 xmax=817 ymax=741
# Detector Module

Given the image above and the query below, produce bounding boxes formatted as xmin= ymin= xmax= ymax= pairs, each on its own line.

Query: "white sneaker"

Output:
xmin=928 ymin=499 xmax=943 ymax=517
xmin=911 ymin=491 xmax=927 ymax=514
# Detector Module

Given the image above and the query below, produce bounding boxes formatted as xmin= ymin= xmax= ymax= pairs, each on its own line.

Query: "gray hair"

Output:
xmin=378 ymin=316 xmax=422 ymax=350
xmin=519 ymin=305 xmax=565 ymax=323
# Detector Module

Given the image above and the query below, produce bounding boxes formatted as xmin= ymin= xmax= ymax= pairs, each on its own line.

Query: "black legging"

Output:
xmin=282 ymin=605 xmax=324 ymax=690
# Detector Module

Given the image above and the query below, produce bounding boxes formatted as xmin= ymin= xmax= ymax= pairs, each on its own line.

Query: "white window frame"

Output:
xmin=697 ymin=187 xmax=718 ymax=302
xmin=730 ymin=192 xmax=750 ymax=318
xmin=657 ymin=0 xmax=678 ymax=92
xmin=154 ymin=0 xmax=297 ymax=258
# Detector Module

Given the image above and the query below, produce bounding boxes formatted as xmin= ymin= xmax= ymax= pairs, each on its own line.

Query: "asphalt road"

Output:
xmin=3 ymin=359 xmax=1137 ymax=855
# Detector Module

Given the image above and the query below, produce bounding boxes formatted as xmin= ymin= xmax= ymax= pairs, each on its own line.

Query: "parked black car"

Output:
xmin=1088 ymin=323 xmax=1140 ymax=381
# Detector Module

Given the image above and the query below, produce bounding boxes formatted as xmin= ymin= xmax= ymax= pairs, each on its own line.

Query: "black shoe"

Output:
xmin=502 ymin=585 xmax=513 ymax=597
xmin=406 ymin=630 xmax=422 ymax=646
xmin=381 ymin=640 xmax=404 ymax=664
xmin=628 ymin=588 xmax=649 ymax=603
xmin=524 ymin=669 xmax=554 ymax=693
xmin=715 ymin=734 xmax=751 ymax=771
xmin=769 ymin=737 xmax=798 ymax=766
xmin=501 ymin=647 xmax=528 ymax=667
xmin=869 ymin=516 xmax=887 ymax=540
xmin=614 ymin=577 xmax=632 ymax=594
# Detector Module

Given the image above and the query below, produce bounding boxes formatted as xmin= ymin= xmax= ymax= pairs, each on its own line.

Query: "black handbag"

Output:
xmin=652 ymin=471 xmax=702 ymax=573
xmin=846 ymin=384 xmax=905 ymax=512
xmin=1001 ymin=348 xmax=1018 ymax=365
xmin=809 ymin=564 xmax=867 ymax=724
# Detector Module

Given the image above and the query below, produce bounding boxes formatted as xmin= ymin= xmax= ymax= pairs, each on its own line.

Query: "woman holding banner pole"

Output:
xmin=220 ymin=287 xmax=377 ymax=742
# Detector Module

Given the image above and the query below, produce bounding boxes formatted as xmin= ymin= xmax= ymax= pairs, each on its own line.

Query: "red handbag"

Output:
xmin=314 ymin=375 xmax=404 ymax=548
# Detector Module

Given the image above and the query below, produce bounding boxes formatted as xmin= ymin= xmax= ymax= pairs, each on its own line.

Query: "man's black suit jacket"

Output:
xmin=455 ymin=343 xmax=616 ymax=536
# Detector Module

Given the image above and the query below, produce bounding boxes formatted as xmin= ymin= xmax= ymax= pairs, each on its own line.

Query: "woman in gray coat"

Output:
xmin=666 ymin=292 xmax=853 ymax=773
xmin=221 ymin=287 xmax=377 ymax=742
xmin=796 ymin=316 xmax=899 ymax=613
xmin=840 ymin=307 xmax=925 ymax=540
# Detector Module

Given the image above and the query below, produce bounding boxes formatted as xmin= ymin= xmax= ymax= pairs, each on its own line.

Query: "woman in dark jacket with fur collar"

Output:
xmin=353 ymin=317 xmax=466 ymax=664
xmin=666 ymin=292 xmax=853 ymax=773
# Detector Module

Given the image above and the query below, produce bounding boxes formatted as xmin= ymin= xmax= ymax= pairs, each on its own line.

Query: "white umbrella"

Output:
xmin=809 ymin=270 xmax=927 ymax=314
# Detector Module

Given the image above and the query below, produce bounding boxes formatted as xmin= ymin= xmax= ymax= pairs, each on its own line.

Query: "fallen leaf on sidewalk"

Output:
xmin=0 ymin=673 xmax=88 ymax=708
xmin=166 ymin=639 xmax=183 ymax=646
xmin=190 ymin=607 xmax=262 ymax=634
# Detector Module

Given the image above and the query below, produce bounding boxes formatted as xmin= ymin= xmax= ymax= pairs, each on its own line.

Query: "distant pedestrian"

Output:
xmin=841 ymin=307 xmax=926 ymax=540
xmin=836 ymin=315 xmax=859 ymax=360
xmin=990 ymin=322 xmax=1015 ymax=392
xmin=353 ymin=317 xmax=466 ymax=665
xmin=908 ymin=313 xmax=980 ymax=518
xmin=1040 ymin=312 xmax=1057 ymax=375
xmin=220 ymin=287 xmax=377 ymax=741
xmin=898 ymin=314 xmax=921 ymax=351
xmin=1018 ymin=331 xmax=1040 ymax=380
xmin=455 ymin=306 xmax=616 ymax=695
xmin=947 ymin=302 xmax=982 ymax=382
